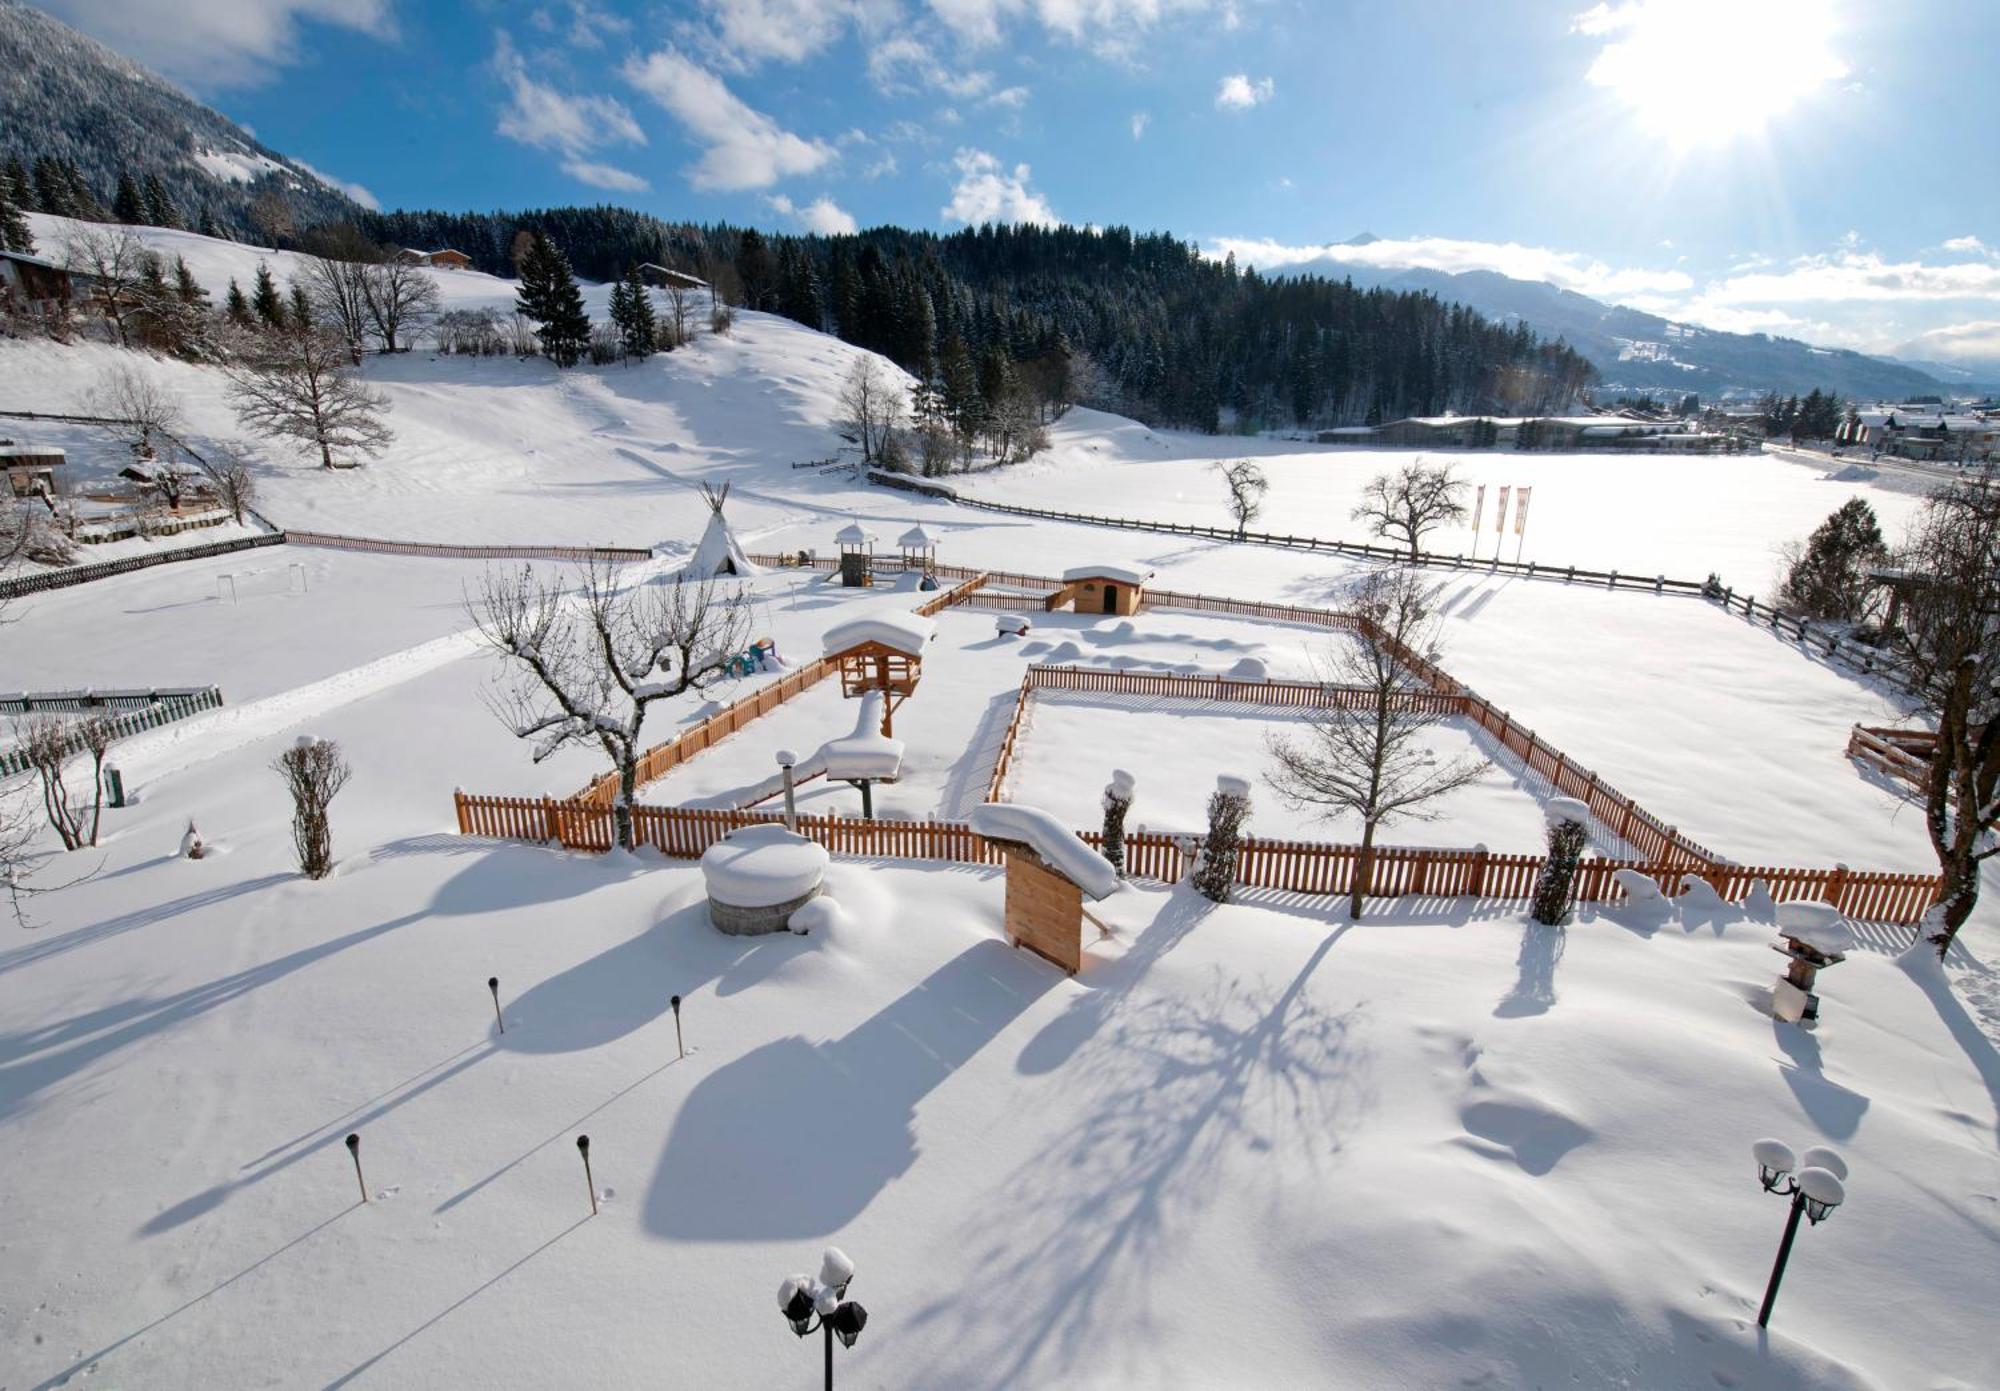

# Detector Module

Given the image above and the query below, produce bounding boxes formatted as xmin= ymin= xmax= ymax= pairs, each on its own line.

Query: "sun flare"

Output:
xmin=1575 ymin=0 xmax=1849 ymax=146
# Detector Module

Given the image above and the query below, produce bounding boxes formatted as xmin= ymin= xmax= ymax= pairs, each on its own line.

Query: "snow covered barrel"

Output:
xmin=701 ymin=823 xmax=830 ymax=935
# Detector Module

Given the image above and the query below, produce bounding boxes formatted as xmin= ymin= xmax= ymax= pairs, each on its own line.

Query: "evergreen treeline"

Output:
xmin=358 ymin=208 xmax=1597 ymax=431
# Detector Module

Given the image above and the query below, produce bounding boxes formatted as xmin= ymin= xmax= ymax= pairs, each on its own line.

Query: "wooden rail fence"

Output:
xmin=451 ymin=794 xmax=1943 ymax=925
xmin=1846 ymin=725 xmax=1934 ymax=793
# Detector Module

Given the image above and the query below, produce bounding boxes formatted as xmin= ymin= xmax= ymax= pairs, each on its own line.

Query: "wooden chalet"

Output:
xmin=0 ymin=442 xmax=65 ymax=499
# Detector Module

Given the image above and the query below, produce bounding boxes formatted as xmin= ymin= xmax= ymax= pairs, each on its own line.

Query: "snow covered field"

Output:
xmin=3 ymin=217 xmax=1997 ymax=1389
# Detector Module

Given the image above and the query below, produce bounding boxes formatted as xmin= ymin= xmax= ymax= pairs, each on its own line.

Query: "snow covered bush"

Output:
xmin=1100 ymin=769 xmax=1135 ymax=877
xmin=1192 ymin=774 xmax=1250 ymax=903
xmin=274 ymin=736 xmax=350 ymax=879
xmin=1530 ymin=799 xmax=1591 ymax=926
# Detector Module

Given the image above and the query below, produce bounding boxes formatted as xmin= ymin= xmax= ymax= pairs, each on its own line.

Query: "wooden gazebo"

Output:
xmin=897 ymin=524 xmax=937 ymax=576
xmin=821 ymin=612 xmax=936 ymax=736
xmin=835 ymin=522 xmax=877 ymax=588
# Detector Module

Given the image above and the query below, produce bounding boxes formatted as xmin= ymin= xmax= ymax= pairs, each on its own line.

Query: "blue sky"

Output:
xmin=37 ymin=0 xmax=2000 ymax=362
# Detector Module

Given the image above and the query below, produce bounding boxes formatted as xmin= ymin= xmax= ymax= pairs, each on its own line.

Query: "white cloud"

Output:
xmin=1211 ymin=233 xmax=1695 ymax=300
xmin=1694 ymin=249 xmax=2000 ymax=307
xmin=983 ymin=84 xmax=1030 ymax=108
xmin=941 ymin=147 xmax=1058 ymax=226
xmin=702 ymin=0 xmax=855 ymax=67
xmin=1215 ymin=73 xmax=1274 ymax=110
xmin=290 ymin=158 xmax=381 ymax=210
xmin=1130 ymin=111 xmax=1150 ymax=140
xmin=562 ymin=160 xmax=651 ymax=192
xmin=1896 ymin=321 xmax=2000 ymax=365
xmin=928 ymin=0 xmax=1219 ymax=55
xmin=1942 ymin=235 xmax=1989 ymax=255
xmin=868 ymin=35 xmax=994 ymax=97
xmin=493 ymin=32 xmax=647 ymax=162
xmin=37 ymin=0 xmax=394 ymax=89
xmin=533 ymin=0 xmax=630 ymax=48
xmin=768 ymin=193 xmax=861 ymax=235
xmin=622 ymin=47 xmax=836 ymax=191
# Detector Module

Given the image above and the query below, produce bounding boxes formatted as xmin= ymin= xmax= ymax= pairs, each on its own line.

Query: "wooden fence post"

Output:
xmin=542 ymin=797 xmax=562 ymax=844
xmin=455 ymin=789 xmax=470 ymax=835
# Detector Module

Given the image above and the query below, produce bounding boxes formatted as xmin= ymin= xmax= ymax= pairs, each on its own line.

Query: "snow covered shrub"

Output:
xmin=1192 ymin=775 xmax=1251 ymax=903
xmin=710 ymin=304 xmax=735 ymax=335
xmin=274 ymin=736 xmax=351 ymax=879
xmin=1100 ymin=769 xmax=1135 ymax=877
xmin=1530 ymin=799 xmax=1591 ymax=926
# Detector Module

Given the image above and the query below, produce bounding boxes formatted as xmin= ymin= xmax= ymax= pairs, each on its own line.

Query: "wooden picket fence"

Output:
xmin=450 ymin=793 xmax=1943 ymax=925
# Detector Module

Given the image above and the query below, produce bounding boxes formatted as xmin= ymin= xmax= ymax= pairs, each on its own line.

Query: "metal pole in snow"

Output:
xmin=671 ymin=995 xmax=684 ymax=1060
xmin=488 ymin=976 xmax=504 ymax=1034
xmin=578 ymin=1135 xmax=598 ymax=1216
xmin=346 ymin=1133 xmax=367 ymax=1203
xmin=1757 ymin=1189 xmax=1807 ymax=1328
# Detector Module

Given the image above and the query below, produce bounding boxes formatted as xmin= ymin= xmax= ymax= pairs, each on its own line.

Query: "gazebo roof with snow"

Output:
xmin=821 ymin=611 xmax=936 ymax=659
xmin=1062 ymin=562 xmax=1154 ymax=587
xmin=835 ymin=522 xmax=877 ymax=549
xmin=898 ymin=524 xmax=936 ymax=550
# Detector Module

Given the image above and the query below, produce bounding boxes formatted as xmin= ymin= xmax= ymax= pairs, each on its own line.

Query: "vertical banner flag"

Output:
xmin=1495 ymin=486 xmax=1511 ymax=534
xmin=1514 ymin=486 xmax=1532 ymax=534
xmin=1471 ymin=484 xmax=1486 ymax=535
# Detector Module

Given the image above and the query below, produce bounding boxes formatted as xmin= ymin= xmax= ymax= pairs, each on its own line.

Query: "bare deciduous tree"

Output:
xmin=192 ymin=440 xmax=260 ymax=523
xmin=470 ymin=563 xmax=751 ymax=850
xmin=1266 ymin=566 xmax=1487 ymax=918
xmin=18 ymin=712 xmax=115 ymax=851
xmin=61 ymin=225 xmax=155 ymax=347
xmin=296 ymin=254 xmax=373 ymax=362
xmin=836 ymin=357 xmax=903 ymax=467
xmin=89 ymin=361 xmax=184 ymax=459
xmin=274 ymin=736 xmax=351 ymax=879
xmin=1216 ymin=459 xmax=1269 ymax=539
xmin=1351 ymin=459 xmax=1469 ymax=560
xmin=227 ymin=327 xmax=394 ymax=469
xmin=662 ymin=282 xmax=694 ymax=349
xmin=1889 ymin=469 xmax=2000 ymax=957
xmin=359 ymin=259 xmax=441 ymax=353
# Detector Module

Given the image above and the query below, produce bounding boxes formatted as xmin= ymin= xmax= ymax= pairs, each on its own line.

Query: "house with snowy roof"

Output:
xmin=0 ymin=248 xmax=89 ymax=311
xmin=1 ymin=441 xmax=66 ymax=499
xmin=638 ymin=264 xmax=709 ymax=293
xmin=391 ymin=248 xmax=472 ymax=270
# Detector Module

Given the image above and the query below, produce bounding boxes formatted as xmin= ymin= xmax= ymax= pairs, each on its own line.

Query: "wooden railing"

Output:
xmin=1846 ymin=725 xmax=1934 ymax=793
xmin=1027 ymin=663 xmax=1464 ymax=713
xmin=985 ymin=672 xmax=1035 ymax=802
xmin=286 ymin=531 xmax=654 ymax=562
xmin=451 ymin=793 xmax=1943 ymax=925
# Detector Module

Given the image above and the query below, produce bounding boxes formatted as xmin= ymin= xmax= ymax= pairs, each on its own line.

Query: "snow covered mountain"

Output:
xmin=1273 ymin=244 xmax=1945 ymax=402
xmin=0 ymin=0 xmax=365 ymax=230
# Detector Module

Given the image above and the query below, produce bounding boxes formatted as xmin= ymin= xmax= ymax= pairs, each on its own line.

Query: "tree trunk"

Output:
xmin=320 ymin=437 xmax=333 ymax=469
xmin=614 ymin=760 xmax=638 ymax=851
xmin=1929 ymin=857 xmax=1979 ymax=957
xmin=1350 ymin=819 xmax=1378 ymax=920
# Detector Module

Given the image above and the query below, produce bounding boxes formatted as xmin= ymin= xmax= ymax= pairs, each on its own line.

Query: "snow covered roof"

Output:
xmin=897 ymin=524 xmax=936 ymax=549
xmin=969 ymin=802 xmax=1122 ymax=900
xmin=835 ymin=522 xmax=877 ymax=546
xmin=1062 ymin=563 xmax=1153 ymax=587
xmin=821 ymin=611 xmax=936 ymax=658
xmin=0 ymin=445 xmax=65 ymax=461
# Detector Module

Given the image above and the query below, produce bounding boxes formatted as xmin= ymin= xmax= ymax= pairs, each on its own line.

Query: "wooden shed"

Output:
xmin=1052 ymin=563 xmax=1153 ymax=616
xmin=969 ymin=802 xmax=1123 ymax=975
xmin=639 ymin=263 xmax=710 ymax=293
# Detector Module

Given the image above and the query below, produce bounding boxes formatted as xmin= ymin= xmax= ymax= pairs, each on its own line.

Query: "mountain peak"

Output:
xmin=1337 ymin=232 xmax=1381 ymax=247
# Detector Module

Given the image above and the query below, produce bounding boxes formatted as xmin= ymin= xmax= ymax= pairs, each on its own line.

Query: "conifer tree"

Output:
xmin=777 ymin=243 xmax=823 ymax=329
xmin=113 ymin=171 xmax=146 ymax=225
xmin=250 ymin=262 xmax=285 ymax=327
xmin=736 ymin=227 xmax=774 ymax=310
xmin=61 ymin=162 xmax=105 ymax=221
xmin=608 ymin=264 xmax=655 ymax=360
xmin=3 ymin=155 xmax=32 ymax=213
xmin=0 ymin=167 xmax=32 ymax=254
xmin=142 ymin=174 xmax=183 ymax=229
xmin=289 ymin=284 xmax=314 ymax=332
xmin=515 ymin=232 xmax=591 ymax=367
xmin=33 ymin=157 xmax=72 ymax=218
xmin=173 ymin=257 xmax=207 ymax=308
xmin=197 ymin=204 xmax=225 ymax=239
xmin=225 ymin=278 xmax=254 ymax=328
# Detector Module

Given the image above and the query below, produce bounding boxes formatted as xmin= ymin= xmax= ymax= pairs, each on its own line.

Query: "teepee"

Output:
xmin=683 ymin=482 xmax=764 ymax=578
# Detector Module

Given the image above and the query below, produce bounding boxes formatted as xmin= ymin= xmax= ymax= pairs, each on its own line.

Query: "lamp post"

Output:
xmin=777 ymin=1247 xmax=868 ymax=1390
xmin=1751 ymin=1138 xmax=1849 ymax=1329
xmin=775 ymin=749 xmax=800 ymax=832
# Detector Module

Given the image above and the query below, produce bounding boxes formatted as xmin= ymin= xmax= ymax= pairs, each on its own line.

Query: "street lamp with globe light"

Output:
xmin=1751 ymin=1138 xmax=1849 ymax=1328
xmin=777 ymin=1247 xmax=868 ymax=1389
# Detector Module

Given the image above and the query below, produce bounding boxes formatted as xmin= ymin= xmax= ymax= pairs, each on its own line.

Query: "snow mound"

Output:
xmin=1775 ymin=900 xmax=1854 ymax=955
xmin=996 ymin=613 xmax=1031 ymax=637
xmin=788 ymin=895 xmax=847 ymax=935
xmin=1224 ymin=657 xmax=1268 ymax=681
xmin=700 ymin=824 xmax=829 ymax=907
xmin=821 ymin=611 xmax=936 ymax=658
xmin=970 ymin=802 xmax=1122 ymax=900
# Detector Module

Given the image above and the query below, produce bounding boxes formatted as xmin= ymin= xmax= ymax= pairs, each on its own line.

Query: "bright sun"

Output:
xmin=1576 ymin=0 xmax=1849 ymax=146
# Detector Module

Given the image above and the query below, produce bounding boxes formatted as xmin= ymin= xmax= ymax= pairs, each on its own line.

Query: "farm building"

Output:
xmin=391 ymin=248 xmax=472 ymax=270
xmin=638 ymin=264 xmax=710 ymax=293
xmin=1 ymin=442 xmax=65 ymax=499
xmin=0 ymin=248 xmax=88 ymax=311
xmin=1837 ymin=411 xmax=1999 ymax=463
